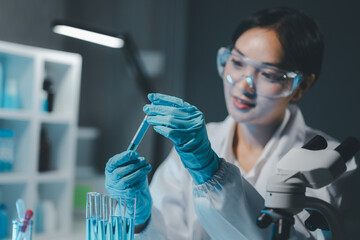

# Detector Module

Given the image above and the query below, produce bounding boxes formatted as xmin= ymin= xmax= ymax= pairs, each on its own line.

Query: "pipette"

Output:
xmin=127 ymin=115 xmax=150 ymax=151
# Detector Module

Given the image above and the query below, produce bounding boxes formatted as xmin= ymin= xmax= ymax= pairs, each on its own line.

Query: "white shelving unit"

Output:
xmin=0 ymin=40 xmax=82 ymax=239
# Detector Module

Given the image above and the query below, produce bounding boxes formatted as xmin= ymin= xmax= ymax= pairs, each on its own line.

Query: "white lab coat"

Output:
xmin=135 ymin=104 xmax=359 ymax=240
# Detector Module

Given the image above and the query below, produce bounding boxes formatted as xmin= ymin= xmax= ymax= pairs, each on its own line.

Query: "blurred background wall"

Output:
xmin=0 ymin=0 xmax=359 ymax=177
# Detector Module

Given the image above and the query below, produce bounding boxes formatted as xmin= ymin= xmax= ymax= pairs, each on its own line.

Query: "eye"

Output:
xmin=261 ymin=71 xmax=286 ymax=83
xmin=230 ymin=57 xmax=244 ymax=68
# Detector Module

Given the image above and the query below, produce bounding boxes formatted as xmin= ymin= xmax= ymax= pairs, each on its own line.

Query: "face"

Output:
xmin=223 ymin=27 xmax=297 ymax=126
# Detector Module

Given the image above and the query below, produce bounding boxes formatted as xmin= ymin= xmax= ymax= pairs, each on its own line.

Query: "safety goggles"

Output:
xmin=216 ymin=46 xmax=304 ymax=98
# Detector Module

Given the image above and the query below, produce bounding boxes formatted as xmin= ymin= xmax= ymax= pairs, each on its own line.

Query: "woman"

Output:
xmin=105 ymin=7 xmax=359 ymax=239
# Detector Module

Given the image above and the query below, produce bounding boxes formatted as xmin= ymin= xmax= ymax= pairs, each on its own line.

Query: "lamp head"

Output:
xmin=52 ymin=20 xmax=125 ymax=49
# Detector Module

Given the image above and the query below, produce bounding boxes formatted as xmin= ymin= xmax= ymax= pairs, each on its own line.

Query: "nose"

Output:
xmin=245 ymin=76 xmax=254 ymax=89
xmin=227 ymin=74 xmax=255 ymax=91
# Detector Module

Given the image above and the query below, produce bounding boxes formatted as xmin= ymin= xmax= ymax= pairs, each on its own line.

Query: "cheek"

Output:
xmin=223 ymin=81 xmax=232 ymax=102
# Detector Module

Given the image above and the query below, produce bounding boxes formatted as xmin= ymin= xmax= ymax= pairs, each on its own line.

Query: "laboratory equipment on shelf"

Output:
xmin=12 ymin=210 xmax=33 ymax=240
xmin=86 ymin=192 xmax=136 ymax=240
xmin=12 ymin=199 xmax=34 ymax=240
xmin=256 ymin=135 xmax=360 ymax=240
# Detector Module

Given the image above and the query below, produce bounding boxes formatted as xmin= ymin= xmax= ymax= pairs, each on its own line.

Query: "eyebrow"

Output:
xmin=232 ymin=47 xmax=282 ymax=68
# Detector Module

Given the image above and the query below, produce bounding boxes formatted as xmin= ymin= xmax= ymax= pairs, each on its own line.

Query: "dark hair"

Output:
xmin=232 ymin=7 xmax=324 ymax=82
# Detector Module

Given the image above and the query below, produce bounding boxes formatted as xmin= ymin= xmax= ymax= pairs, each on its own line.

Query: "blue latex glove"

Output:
xmin=143 ymin=93 xmax=220 ymax=185
xmin=105 ymin=150 xmax=152 ymax=226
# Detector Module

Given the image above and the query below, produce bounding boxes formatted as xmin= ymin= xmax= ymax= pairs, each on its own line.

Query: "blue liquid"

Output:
xmin=86 ymin=217 xmax=134 ymax=240
xmin=105 ymin=221 xmax=113 ymax=240
xmin=97 ymin=220 xmax=105 ymax=240
xmin=122 ymin=217 xmax=134 ymax=240
xmin=111 ymin=216 xmax=121 ymax=240
xmin=127 ymin=115 xmax=149 ymax=151
xmin=86 ymin=218 xmax=98 ymax=240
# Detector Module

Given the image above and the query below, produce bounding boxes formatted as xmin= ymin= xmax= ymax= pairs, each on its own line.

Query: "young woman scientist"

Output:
xmin=105 ymin=7 xmax=359 ymax=239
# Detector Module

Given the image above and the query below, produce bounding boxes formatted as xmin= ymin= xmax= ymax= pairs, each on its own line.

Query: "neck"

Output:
xmin=232 ymin=111 xmax=286 ymax=173
xmin=234 ymin=112 xmax=286 ymax=152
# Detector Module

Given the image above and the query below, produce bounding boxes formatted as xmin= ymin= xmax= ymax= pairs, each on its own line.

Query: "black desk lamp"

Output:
xmin=52 ymin=20 xmax=156 ymax=101
xmin=52 ymin=21 xmax=162 ymax=179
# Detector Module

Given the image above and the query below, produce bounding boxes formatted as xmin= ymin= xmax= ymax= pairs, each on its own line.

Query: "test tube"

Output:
xmin=86 ymin=192 xmax=101 ymax=240
xmin=127 ymin=115 xmax=149 ymax=151
xmin=110 ymin=197 xmax=121 ymax=240
xmin=101 ymin=194 xmax=113 ymax=240
xmin=120 ymin=197 xmax=136 ymax=240
xmin=12 ymin=219 xmax=33 ymax=240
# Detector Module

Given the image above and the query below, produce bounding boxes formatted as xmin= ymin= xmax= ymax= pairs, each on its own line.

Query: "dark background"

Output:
xmin=0 ymin=0 xmax=359 ymax=175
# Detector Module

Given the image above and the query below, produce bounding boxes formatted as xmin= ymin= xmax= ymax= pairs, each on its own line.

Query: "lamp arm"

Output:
xmin=121 ymin=34 xmax=163 ymax=177
xmin=122 ymin=34 xmax=156 ymax=101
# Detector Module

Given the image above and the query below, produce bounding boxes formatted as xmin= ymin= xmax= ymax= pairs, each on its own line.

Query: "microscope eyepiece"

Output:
xmin=334 ymin=136 xmax=360 ymax=163
xmin=302 ymin=135 xmax=328 ymax=150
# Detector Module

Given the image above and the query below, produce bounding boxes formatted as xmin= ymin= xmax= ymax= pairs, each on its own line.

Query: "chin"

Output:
xmin=228 ymin=106 xmax=255 ymax=123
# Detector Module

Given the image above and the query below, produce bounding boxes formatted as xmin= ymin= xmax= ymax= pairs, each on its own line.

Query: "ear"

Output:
xmin=291 ymin=74 xmax=315 ymax=102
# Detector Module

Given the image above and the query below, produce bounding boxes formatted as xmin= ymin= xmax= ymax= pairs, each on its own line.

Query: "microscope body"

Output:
xmin=257 ymin=136 xmax=360 ymax=240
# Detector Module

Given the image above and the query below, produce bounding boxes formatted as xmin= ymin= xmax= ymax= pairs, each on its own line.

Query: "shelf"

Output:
xmin=37 ymin=170 xmax=71 ymax=182
xmin=0 ymin=172 xmax=29 ymax=183
xmin=0 ymin=119 xmax=35 ymax=173
xmin=38 ymin=123 xmax=72 ymax=172
xmin=0 ymin=109 xmax=32 ymax=121
xmin=40 ymin=112 xmax=72 ymax=124
xmin=42 ymin=61 xmax=79 ymax=117
xmin=0 ymin=52 xmax=35 ymax=111
xmin=0 ymin=40 xmax=81 ymax=238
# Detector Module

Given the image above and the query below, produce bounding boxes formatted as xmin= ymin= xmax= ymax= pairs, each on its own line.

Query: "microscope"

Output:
xmin=256 ymin=135 xmax=360 ymax=240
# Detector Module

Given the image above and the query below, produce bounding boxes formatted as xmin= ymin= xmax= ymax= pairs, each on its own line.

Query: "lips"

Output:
xmin=232 ymin=96 xmax=256 ymax=110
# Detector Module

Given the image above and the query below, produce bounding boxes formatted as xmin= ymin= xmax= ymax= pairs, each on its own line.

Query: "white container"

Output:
xmin=2 ymin=78 xmax=20 ymax=109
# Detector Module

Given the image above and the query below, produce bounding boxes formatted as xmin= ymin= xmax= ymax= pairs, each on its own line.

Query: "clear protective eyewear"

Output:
xmin=216 ymin=46 xmax=304 ymax=98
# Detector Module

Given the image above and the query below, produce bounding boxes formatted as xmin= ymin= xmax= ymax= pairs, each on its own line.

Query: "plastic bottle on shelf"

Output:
xmin=38 ymin=128 xmax=51 ymax=172
xmin=42 ymin=76 xmax=54 ymax=112
xmin=2 ymin=78 xmax=20 ymax=109
xmin=0 ymin=129 xmax=15 ymax=172
xmin=35 ymin=200 xmax=56 ymax=234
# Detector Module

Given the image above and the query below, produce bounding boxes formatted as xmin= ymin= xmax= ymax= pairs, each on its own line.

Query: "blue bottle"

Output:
xmin=0 ymin=203 xmax=7 ymax=239
xmin=0 ymin=129 xmax=14 ymax=172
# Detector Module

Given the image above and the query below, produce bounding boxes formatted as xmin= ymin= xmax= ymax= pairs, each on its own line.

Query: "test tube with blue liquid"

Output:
xmin=120 ymin=197 xmax=136 ymax=240
xmin=110 ymin=197 xmax=121 ymax=240
xmin=109 ymin=196 xmax=136 ymax=240
xmin=101 ymin=194 xmax=113 ymax=240
xmin=127 ymin=115 xmax=149 ymax=151
xmin=97 ymin=194 xmax=107 ymax=240
xmin=86 ymin=192 xmax=101 ymax=240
